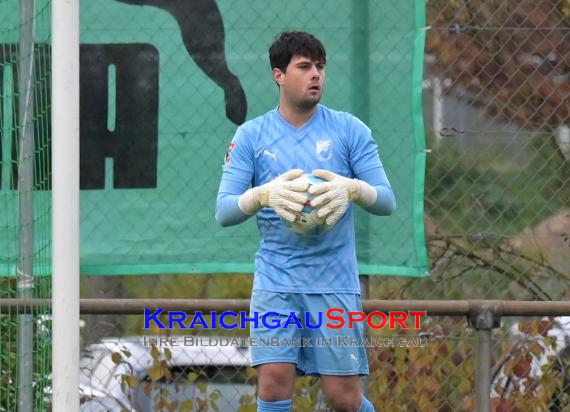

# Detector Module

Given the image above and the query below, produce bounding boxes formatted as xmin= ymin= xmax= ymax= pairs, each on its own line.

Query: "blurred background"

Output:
xmin=1 ymin=0 xmax=569 ymax=410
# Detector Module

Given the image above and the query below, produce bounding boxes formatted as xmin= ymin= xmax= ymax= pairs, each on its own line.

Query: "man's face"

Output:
xmin=273 ymin=55 xmax=326 ymax=111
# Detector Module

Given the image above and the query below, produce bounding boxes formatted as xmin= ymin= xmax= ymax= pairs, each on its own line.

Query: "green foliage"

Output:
xmin=117 ymin=347 xmax=331 ymax=412
xmin=425 ymin=133 xmax=569 ymax=236
xmin=366 ymin=318 xmax=566 ymax=411
xmin=118 ymin=345 xmax=222 ymax=412
xmin=384 ymin=131 xmax=570 ymax=301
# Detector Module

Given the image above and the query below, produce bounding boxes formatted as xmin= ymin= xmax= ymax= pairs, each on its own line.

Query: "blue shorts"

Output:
xmin=249 ymin=290 xmax=369 ymax=376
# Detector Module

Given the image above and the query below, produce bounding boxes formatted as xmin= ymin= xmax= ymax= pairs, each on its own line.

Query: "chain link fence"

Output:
xmin=410 ymin=0 xmax=570 ymax=302
xmin=0 ymin=0 xmax=52 ymax=410
xmin=367 ymin=0 xmax=569 ymax=410
xmin=76 ymin=307 xmax=570 ymax=411
xmin=1 ymin=0 xmax=569 ymax=410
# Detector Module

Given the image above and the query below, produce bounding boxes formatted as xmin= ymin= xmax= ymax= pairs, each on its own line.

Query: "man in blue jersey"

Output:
xmin=215 ymin=31 xmax=396 ymax=412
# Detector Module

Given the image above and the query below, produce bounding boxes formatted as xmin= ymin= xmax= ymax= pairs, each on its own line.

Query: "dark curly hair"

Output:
xmin=269 ymin=31 xmax=326 ymax=72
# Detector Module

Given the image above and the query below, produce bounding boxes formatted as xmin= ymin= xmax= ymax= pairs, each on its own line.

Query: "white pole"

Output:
xmin=51 ymin=0 xmax=79 ymax=410
xmin=432 ymin=76 xmax=443 ymax=144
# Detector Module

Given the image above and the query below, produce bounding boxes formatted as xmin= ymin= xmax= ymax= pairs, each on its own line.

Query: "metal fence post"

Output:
xmin=468 ymin=308 xmax=501 ymax=412
xmin=17 ymin=0 xmax=36 ymax=410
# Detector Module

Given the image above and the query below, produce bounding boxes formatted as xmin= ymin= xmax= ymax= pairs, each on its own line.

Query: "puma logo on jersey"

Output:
xmin=263 ymin=149 xmax=278 ymax=161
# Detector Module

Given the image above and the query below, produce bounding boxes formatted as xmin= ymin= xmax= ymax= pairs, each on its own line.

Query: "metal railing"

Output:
xmin=4 ymin=298 xmax=570 ymax=411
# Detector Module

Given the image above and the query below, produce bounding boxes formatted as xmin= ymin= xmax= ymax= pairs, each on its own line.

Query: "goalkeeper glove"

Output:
xmin=308 ymin=169 xmax=377 ymax=226
xmin=238 ymin=169 xmax=310 ymax=222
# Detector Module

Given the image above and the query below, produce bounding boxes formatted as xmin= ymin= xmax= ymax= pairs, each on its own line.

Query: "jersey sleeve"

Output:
xmin=347 ymin=115 xmax=396 ymax=215
xmin=215 ymin=126 xmax=256 ymax=226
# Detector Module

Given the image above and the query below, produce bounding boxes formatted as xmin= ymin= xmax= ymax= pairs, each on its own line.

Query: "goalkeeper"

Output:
xmin=215 ymin=31 xmax=395 ymax=412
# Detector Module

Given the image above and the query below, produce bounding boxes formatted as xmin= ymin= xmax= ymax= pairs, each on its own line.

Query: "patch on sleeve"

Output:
xmin=225 ymin=142 xmax=236 ymax=165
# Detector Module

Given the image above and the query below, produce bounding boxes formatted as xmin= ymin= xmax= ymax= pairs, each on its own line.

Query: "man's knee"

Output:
xmin=327 ymin=391 xmax=362 ymax=412
xmin=321 ymin=376 xmax=362 ymax=412
xmin=257 ymin=363 xmax=296 ymax=401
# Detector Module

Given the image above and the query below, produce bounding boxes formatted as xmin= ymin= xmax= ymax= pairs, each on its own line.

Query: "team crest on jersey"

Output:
xmin=225 ymin=142 xmax=236 ymax=165
xmin=316 ymin=140 xmax=333 ymax=161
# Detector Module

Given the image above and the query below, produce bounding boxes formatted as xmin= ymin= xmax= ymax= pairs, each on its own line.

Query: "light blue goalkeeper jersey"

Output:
xmin=216 ymin=104 xmax=395 ymax=294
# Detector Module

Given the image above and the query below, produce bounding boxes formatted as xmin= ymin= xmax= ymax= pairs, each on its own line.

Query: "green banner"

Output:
xmin=0 ymin=0 xmax=428 ymax=276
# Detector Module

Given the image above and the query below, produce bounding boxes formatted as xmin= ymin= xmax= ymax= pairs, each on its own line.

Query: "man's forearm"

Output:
xmin=215 ymin=193 xmax=253 ymax=227
xmin=362 ymin=184 xmax=396 ymax=216
xmin=355 ymin=167 xmax=396 ymax=216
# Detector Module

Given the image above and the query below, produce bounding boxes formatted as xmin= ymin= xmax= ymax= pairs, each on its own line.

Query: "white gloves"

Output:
xmin=309 ymin=169 xmax=377 ymax=226
xmin=238 ymin=169 xmax=310 ymax=222
xmin=238 ymin=168 xmax=377 ymax=228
